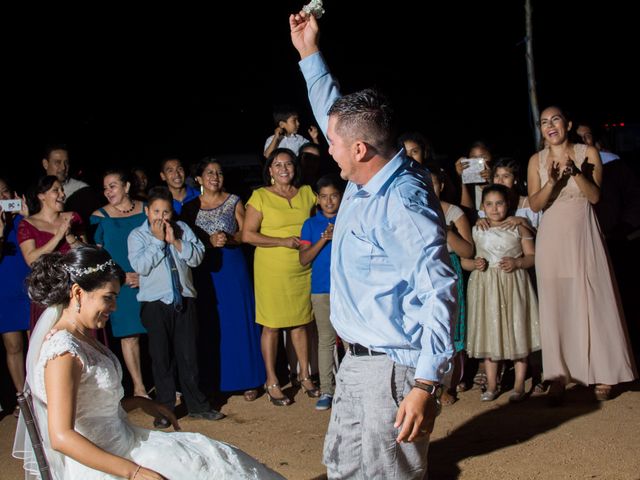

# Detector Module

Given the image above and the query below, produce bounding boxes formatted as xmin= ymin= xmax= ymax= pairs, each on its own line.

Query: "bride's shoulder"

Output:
xmin=40 ymin=329 xmax=83 ymax=364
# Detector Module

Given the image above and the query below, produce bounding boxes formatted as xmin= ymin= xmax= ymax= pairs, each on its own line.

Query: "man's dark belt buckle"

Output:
xmin=349 ymin=343 xmax=385 ymax=357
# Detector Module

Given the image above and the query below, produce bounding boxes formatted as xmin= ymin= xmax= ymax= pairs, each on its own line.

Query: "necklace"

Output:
xmin=114 ymin=200 xmax=136 ymax=214
xmin=270 ymin=186 xmax=297 ymax=200
xmin=70 ymin=320 xmax=101 ymax=349
xmin=69 ymin=318 xmax=118 ymax=368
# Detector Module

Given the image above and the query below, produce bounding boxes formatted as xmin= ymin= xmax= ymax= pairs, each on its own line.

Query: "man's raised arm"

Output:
xmin=289 ymin=10 xmax=339 ymax=139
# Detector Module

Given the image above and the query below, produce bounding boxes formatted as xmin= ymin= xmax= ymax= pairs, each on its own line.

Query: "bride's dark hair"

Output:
xmin=28 ymin=246 xmax=125 ymax=307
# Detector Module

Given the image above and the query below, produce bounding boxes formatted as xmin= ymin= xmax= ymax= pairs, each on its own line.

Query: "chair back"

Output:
xmin=16 ymin=389 xmax=52 ymax=480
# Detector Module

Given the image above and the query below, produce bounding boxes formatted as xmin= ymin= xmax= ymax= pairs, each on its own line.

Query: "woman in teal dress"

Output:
xmin=429 ymin=166 xmax=474 ymax=404
xmin=90 ymin=170 xmax=148 ymax=397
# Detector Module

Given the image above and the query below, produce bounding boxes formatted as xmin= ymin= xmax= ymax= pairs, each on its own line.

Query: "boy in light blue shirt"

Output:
xmin=128 ymin=186 xmax=223 ymax=426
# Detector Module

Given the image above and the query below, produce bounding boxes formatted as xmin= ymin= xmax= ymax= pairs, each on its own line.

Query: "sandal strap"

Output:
xmin=265 ymin=383 xmax=281 ymax=391
xmin=595 ymin=385 xmax=611 ymax=392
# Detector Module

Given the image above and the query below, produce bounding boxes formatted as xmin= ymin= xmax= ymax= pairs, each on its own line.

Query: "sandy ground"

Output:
xmin=1 ymin=379 xmax=639 ymax=480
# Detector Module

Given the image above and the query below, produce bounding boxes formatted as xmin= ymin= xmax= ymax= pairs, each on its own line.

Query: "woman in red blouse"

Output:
xmin=19 ymin=175 xmax=86 ymax=329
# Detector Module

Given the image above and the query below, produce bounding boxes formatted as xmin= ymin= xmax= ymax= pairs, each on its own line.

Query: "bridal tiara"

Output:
xmin=63 ymin=259 xmax=116 ymax=277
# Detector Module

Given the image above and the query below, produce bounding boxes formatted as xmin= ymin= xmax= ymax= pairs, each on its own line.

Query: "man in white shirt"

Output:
xmin=41 ymin=144 xmax=103 ymax=225
xmin=42 ymin=144 xmax=88 ymax=198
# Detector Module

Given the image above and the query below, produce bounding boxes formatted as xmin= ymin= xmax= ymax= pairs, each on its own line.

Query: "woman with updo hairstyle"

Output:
xmin=26 ymin=245 xmax=125 ymax=309
xmin=90 ymin=169 xmax=148 ymax=398
xmin=13 ymin=245 xmax=285 ymax=480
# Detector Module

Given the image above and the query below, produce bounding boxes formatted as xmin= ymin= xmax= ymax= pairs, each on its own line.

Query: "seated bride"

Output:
xmin=13 ymin=246 xmax=284 ymax=479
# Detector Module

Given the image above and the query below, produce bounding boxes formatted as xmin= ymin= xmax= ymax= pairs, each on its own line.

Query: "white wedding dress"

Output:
xmin=13 ymin=307 xmax=285 ymax=480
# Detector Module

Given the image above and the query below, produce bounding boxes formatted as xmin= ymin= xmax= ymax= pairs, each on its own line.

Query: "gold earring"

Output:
xmin=270 ymin=176 xmax=275 ymax=185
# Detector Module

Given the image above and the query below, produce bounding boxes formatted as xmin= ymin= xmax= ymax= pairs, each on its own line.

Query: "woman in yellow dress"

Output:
xmin=243 ymin=148 xmax=320 ymax=405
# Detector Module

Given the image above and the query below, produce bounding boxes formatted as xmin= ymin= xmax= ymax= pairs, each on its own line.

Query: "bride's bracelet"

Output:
xmin=131 ymin=464 xmax=142 ymax=479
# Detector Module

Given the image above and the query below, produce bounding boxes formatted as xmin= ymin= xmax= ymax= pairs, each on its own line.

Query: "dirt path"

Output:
xmin=1 ymin=381 xmax=638 ymax=479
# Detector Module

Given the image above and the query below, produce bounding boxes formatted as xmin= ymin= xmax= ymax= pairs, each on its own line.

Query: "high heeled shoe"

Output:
xmin=547 ymin=381 xmax=565 ymax=407
xmin=264 ymin=383 xmax=291 ymax=406
xmin=299 ymin=377 xmax=321 ymax=398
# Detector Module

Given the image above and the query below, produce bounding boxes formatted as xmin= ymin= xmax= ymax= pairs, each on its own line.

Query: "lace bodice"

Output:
xmin=33 ymin=330 xmax=130 ymax=455
xmin=472 ymin=226 xmax=523 ymax=267
xmin=195 ymin=194 xmax=240 ymax=236
xmin=538 ymin=143 xmax=589 ymax=205
xmin=19 ymin=319 xmax=285 ymax=479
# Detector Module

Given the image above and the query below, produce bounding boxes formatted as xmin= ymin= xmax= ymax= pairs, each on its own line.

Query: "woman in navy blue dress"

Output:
xmin=181 ymin=157 xmax=265 ymax=401
xmin=0 ymin=178 xmax=30 ymax=416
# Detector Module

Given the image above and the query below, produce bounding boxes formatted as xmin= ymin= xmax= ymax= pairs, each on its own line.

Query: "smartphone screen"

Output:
xmin=461 ymin=158 xmax=486 ymax=184
xmin=0 ymin=199 xmax=22 ymax=212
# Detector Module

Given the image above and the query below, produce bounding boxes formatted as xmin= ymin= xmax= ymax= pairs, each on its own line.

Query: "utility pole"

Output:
xmin=525 ymin=0 xmax=541 ymax=149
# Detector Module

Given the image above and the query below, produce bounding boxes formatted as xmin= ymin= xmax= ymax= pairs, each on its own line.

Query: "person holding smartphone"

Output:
xmin=0 ymin=177 xmax=30 ymax=418
xmin=454 ymin=141 xmax=494 ymax=212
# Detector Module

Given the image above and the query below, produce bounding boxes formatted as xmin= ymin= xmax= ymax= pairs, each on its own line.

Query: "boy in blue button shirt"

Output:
xmin=128 ymin=186 xmax=224 ymax=427
xmin=299 ymin=175 xmax=344 ymax=410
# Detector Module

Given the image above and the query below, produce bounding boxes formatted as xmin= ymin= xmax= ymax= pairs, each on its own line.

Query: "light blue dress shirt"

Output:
xmin=127 ymin=220 xmax=204 ymax=304
xmin=300 ymin=52 xmax=457 ymax=382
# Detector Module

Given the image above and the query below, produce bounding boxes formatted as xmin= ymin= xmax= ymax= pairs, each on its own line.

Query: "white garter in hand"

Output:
xmin=303 ymin=0 xmax=325 ymax=19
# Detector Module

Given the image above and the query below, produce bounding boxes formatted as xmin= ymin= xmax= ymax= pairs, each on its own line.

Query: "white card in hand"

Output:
xmin=461 ymin=158 xmax=487 ymax=184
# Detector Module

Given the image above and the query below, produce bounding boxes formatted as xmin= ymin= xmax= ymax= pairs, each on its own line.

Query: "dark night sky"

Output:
xmin=4 ymin=1 xmax=637 ymax=190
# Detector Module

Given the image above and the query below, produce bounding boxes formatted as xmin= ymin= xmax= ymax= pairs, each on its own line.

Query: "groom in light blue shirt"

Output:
xmin=291 ymin=11 xmax=457 ymax=479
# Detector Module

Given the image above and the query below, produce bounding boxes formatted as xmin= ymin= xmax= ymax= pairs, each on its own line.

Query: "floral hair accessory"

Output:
xmin=63 ymin=259 xmax=116 ymax=277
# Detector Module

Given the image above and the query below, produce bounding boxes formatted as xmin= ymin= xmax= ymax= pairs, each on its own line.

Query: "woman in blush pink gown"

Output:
xmin=527 ymin=105 xmax=637 ymax=403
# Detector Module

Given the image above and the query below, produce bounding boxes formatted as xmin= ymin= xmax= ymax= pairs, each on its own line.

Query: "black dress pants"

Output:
xmin=141 ymin=298 xmax=210 ymax=413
